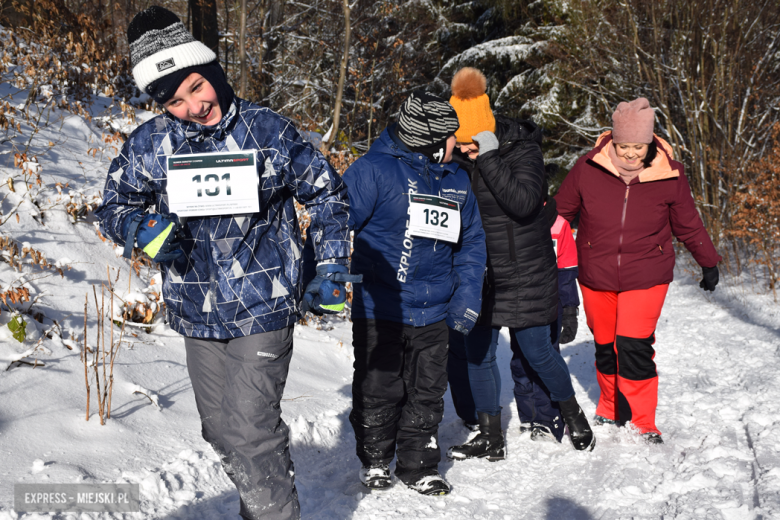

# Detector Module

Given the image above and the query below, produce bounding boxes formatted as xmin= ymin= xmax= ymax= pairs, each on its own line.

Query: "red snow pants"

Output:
xmin=580 ymin=283 xmax=669 ymax=435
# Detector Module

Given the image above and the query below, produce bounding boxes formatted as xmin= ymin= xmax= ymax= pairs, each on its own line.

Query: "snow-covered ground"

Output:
xmin=1 ymin=64 xmax=780 ymax=520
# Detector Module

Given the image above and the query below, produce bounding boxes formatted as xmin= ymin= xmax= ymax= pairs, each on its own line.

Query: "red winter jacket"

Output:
xmin=555 ymin=133 xmax=721 ymax=292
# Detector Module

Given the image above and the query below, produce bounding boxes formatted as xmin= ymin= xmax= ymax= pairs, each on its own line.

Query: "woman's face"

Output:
xmin=458 ymin=141 xmax=480 ymax=160
xmin=614 ymin=142 xmax=649 ymax=166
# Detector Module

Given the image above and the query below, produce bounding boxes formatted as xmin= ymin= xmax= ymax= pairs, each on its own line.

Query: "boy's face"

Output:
xmin=163 ymin=73 xmax=221 ymax=126
xmin=443 ymin=135 xmax=456 ymax=163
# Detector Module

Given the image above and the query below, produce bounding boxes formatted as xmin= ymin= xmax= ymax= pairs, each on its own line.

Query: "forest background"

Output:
xmin=1 ymin=0 xmax=779 ymax=300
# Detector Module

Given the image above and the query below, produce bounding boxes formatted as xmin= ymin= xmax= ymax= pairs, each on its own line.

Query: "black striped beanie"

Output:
xmin=128 ymin=6 xmax=217 ymax=99
xmin=397 ymin=91 xmax=460 ymax=150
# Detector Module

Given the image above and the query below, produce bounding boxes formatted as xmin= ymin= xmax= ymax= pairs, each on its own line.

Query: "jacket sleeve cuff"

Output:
xmin=446 ymin=315 xmax=474 ymax=335
xmin=120 ymin=208 xmax=145 ymax=241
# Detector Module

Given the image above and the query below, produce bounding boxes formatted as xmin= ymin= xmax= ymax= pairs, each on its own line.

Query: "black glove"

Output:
xmin=699 ymin=265 xmax=719 ymax=292
xmin=559 ymin=306 xmax=578 ymax=344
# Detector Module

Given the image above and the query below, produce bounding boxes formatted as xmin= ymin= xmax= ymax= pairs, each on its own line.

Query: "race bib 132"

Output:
xmin=408 ymin=194 xmax=461 ymax=243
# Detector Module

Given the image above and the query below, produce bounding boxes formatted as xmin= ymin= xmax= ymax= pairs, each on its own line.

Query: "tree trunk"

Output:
xmin=257 ymin=0 xmax=266 ymax=101
xmin=326 ymin=0 xmax=351 ymax=149
xmin=190 ymin=0 xmax=219 ymax=57
xmin=367 ymin=58 xmax=375 ymax=149
xmin=223 ymin=0 xmax=229 ymax=76
xmin=260 ymin=0 xmax=285 ymax=101
xmin=238 ymin=0 xmax=247 ymax=97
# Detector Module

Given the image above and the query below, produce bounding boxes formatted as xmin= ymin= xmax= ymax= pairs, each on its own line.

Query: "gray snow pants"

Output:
xmin=184 ymin=326 xmax=300 ymax=520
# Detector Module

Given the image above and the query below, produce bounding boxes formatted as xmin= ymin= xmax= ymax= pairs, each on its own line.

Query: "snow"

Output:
xmin=1 ymin=46 xmax=780 ymax=520
xmin=438 ymin=36 xmax=548 ymax=76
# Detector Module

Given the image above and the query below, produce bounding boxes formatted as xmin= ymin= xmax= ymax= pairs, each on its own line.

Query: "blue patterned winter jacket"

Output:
xmin=343 ymin=126 xmax=486 ymax=333
xmin=96 ymin=99 xmax=350 ymax=339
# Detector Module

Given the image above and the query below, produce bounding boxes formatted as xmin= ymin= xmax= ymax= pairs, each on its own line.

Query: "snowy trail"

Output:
xmin=0 ymin=213 xmax=777 ymax=520
xmin=46 ymin=277 xmax=772 ymax=520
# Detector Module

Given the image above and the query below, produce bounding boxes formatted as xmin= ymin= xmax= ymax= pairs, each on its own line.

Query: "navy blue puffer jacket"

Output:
xmin=343 ymin=126 xmax=486 ymax=333
xmin=96 ymin=99 xmax=351 ymax=339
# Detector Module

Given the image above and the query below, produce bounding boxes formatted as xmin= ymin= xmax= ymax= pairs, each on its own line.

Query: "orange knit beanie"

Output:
xmin=449 ymin=67 xmax=496 ymax=143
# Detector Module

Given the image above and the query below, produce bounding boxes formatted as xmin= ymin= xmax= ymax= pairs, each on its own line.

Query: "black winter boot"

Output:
xmin=447 ymin=411 xmax=505 ymax=461
xmin=643 ymin=432 xmax=663 ymax=445
xmin=408 ymin=471 xmax=451 ymax=495
xmin=558 ymin=396 xmax=595 ymax=451
xmin=359 ymin=464 xmax=392 ymax=489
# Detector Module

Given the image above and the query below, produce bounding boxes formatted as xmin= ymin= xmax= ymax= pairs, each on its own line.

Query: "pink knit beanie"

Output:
xmin=612 ymin=98 xmax=655 ymax=144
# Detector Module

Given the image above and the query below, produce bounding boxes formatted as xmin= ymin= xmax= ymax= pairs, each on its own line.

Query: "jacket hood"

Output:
xmin=371 ymin=124 xmax=411 ymax=163
xmin=495 ymin=115 xmax=543 ymax=151
xmin=450 ymin=116 xmax=542 ymax=167
xmin=166 ymin=97 xmax=241 ymax=142
xmin=589 ymin=131 xmax=680 ymax=183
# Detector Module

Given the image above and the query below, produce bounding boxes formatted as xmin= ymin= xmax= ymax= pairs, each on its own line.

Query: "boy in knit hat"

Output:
xmin=338 ymin=91 xmax=486 ymax=494
xmin=95 ymin=6 xmax=356 ymax=519
xmin=445 ymin=67 xmax=595 ymax=457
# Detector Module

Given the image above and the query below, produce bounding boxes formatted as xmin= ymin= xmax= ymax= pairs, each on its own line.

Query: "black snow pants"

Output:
xmin=349 ymin=318 xmax=449 ymax=485
xmin=184 ymin=326 xmax=299 ymax=520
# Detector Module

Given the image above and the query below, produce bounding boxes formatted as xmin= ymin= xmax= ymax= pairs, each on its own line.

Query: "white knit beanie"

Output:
xmin=127 ymin=6 xmax=217 ymax=96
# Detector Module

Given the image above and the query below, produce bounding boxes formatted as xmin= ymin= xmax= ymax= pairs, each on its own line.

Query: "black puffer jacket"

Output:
xmin=454 ymin=115 xmax=558 ymax=328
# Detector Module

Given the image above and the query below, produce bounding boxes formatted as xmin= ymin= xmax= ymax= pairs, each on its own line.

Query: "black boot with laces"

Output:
xmin=447 ymin=411 xmax=506 ymax=461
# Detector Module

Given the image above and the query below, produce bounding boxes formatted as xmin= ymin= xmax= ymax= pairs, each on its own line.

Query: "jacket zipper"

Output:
xmin=203 ymin=230 xmax=221 ymax=325
xmin=617 ymin=185 xmax=630 ymax=270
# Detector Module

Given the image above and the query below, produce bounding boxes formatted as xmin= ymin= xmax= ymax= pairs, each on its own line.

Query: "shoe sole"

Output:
xmin=447 ymin=450 xmax=505 ymax=462
xmin=413 ymin=484 xmax=451 ymax=496
xmin=362 ymin=482 xmax=392 ymax=491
